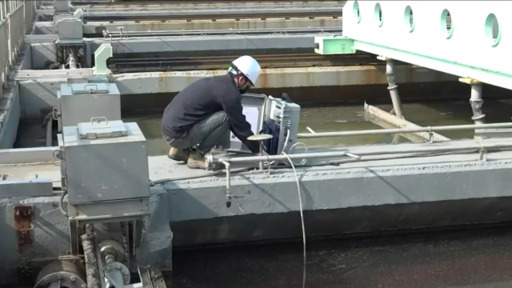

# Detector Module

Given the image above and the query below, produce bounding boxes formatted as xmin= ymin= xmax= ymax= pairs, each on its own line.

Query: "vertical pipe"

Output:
xmin=222 ymin=161 xmax=231 ymax=208
xmin=469 ymin=83 xmax=485 ymax=125
xmin=385 ymin=59 xmax=403 ymax=118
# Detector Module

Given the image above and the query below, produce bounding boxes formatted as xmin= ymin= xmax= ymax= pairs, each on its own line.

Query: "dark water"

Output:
xmin=169 ymin=223 xmax=512 ymax=288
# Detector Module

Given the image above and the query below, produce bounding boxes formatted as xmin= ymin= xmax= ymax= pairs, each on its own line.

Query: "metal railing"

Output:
xmin=297 ymin=122 xmax=512 ymax=139
xmin=0 ymin=0 xmax=37 ymax=94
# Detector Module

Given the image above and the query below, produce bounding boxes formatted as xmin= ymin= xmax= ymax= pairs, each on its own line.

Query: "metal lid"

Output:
xmin=68 ymin=83 xmax=110 ymax=95
xmin=78 ymin=118 xmax=128 ymax=139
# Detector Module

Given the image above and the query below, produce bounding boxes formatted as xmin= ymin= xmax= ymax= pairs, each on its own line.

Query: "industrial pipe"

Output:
xmin=222 ymin=161 xmax=231 ymax=208
xmin=385 ymin=58 xmax=403 ymax=118
xmin=297 ymin=122 xmax=512 ymax=139
xmin=209 ymin=138 xmax=512 ymax=166
xmin=470 ymin=83 xmax=485 ymax=124
xmin=214 ymin=151 xmax=349 ymax=164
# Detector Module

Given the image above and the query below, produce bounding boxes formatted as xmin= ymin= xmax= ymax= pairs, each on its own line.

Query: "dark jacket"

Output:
xmin=161 ymin=73 xmax=259 ymax=153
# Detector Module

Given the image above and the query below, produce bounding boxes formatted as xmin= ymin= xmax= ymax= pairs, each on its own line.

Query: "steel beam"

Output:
xmin=315 ymin=1 xmax=512 ymax=90
xmin=88 ymin=34 xmax=334 ymax=55
xmin=84 ymin=18 xmax=342 ymax=35
xmin=71 ymin=1 xmax=344 ymax=11
xmin=79 ymin=6 xmax=343 ymax=21
xmin=33 ymin=18 xmax=343 ymax=36
xmin=25 ymin=34 xmax=337 ymax=55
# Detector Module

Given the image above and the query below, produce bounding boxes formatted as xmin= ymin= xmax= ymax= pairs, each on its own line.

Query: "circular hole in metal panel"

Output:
xmin=404 ymin=5 xmax=415 ymax=32
xmin=353 ymin=0 xmax=361 ymax=23
xmin=441 ymin=9 xmax=453 ymax=39
xmin=374 ymin=2 xmax=383 ymax=27
xmin=485 ymin=13 xmax=501 ymax=47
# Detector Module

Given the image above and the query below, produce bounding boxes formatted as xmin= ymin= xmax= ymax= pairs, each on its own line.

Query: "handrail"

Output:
xmin=297 ymin=122 xmax=512 ymax=139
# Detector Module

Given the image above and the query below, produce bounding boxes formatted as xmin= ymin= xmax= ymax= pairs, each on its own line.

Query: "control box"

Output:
xmin=57 ymin=83 xmax=121 ymax=131
xmin=59 ymin=120 xmax=150 ymax=205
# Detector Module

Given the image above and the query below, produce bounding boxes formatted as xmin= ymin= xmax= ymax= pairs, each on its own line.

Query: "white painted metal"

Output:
xmin=320 ymin=1 xmax=512 ymax=90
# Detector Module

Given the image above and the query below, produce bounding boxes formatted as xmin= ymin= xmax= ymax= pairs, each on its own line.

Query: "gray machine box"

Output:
xmin=228 ymin=93 xmax=267 ymax=153
xmin=265 ymin=96 xmax=301 ymax=154
xmin=59 ymin=120 xmax=150 ymax=205
xmin=56 ymin=18 xmax=83 ymax=44
xmin=57 ymin=83 xmax=121 ymax=131
xmin=54 ymin=0 xmax=70 ymax=13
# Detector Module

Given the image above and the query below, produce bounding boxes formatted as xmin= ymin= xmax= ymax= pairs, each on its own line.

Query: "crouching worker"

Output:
xmin=160 ymin=55 xmax=262 ymax=169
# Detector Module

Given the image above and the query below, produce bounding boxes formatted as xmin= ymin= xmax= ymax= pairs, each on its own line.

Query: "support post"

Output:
xmin=460 ymin=78 xmax=486 ymax=139
xmin=380 ymin=56 xmax=403 ymax=119
xmin=469 ymin=83 xmax=485 ymax=125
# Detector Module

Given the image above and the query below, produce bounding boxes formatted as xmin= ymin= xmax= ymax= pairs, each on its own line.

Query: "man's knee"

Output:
xmin=211 ymin=111 xmax=229 ymax=125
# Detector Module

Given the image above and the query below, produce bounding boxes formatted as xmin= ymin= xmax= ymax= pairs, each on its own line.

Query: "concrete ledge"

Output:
xmin=113 ymin=65 xmax=457 ymax=94
xmin=153 ymin=143 xmax=512 ymax=246
xmin=0 ymin=146 xmax=57 ymax=164
xmin=0 ymin=179 xmax=54 ymax=198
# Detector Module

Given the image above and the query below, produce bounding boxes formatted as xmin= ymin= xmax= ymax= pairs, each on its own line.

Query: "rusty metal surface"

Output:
xmin=13 ymin=205 xmax=33 ymax=252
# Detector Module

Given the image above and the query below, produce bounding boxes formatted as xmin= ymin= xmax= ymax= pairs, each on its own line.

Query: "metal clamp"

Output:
xmin=478 ymin=137 xmax=487 ymax=161
xmin=90 ymin=116 xmax=110 ymax=128
xmin=427 ymin=126 xmax=434 ymax=143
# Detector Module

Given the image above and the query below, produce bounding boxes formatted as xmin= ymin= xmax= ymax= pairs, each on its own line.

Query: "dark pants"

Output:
xmin=164 ymin=111 xmax=231 ymax=154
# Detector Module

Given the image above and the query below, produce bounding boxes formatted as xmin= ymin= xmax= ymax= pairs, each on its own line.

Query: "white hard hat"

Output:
xmin=231 ymin=55 xmax=261 ymax=86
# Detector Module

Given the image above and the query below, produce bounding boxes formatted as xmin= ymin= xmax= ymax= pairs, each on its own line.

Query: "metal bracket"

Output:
xmin=52 ymin=107 xmax=61 ymax=121
xmin=478 ymin=138 xmax=488 ymax=161
xmin=93 ymin=43 xmax=113 ymax=76
xmin=52 ymin=149 xmax=63 ymax=166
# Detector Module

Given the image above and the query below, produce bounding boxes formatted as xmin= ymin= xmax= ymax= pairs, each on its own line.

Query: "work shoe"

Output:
xmin=187 ymin=150 xmax=207 ymax=170
xmin=168 ymin=147 xmax=190 ymax=163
